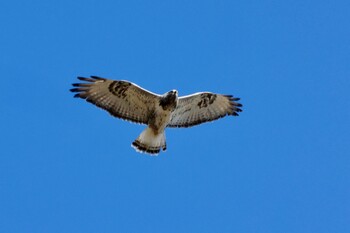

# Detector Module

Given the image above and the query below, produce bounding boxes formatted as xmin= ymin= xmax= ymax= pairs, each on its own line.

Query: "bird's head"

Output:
xmin=159 ymin=90 xmax=178 ymax=111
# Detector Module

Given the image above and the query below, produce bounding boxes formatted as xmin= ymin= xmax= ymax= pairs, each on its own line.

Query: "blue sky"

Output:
xmin=1 ymin=0 xmax=349 ymax=232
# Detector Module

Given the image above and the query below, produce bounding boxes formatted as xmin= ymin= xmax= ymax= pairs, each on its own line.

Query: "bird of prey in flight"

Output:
xmin=70 ymin=76 xmax=242 ymax=155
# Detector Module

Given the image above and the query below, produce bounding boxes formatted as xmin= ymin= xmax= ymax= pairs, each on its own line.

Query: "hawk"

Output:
xmin=70 ymin=76 xmax=242 ymax=155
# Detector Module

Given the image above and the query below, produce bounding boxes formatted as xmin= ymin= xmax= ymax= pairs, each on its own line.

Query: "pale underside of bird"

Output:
xmin=70 ymin=76 xmax=242 ymax=155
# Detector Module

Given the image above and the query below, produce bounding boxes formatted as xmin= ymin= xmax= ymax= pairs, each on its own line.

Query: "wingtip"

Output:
xmin=90 ymin=75 xmax=105 ymax=80
xmin=77 ymin=77 xmax=89 ymax=82
xmin=77 ymin=76 xmax=97 ymax=82
xmin=70 ymin=87 xmax=87 ymax=92
xmin=225 ymin=95 xmax=240 ymax=102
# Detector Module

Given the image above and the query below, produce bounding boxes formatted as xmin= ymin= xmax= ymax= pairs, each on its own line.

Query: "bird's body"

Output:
xmin=70 ymin=76 xmax=242 ymax=155
xmin=132 ymin=90 xmax=178 ymax=154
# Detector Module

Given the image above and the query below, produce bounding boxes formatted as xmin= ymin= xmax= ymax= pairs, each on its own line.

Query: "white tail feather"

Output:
xmin=132 ymin=127 xmax=166 ymax=155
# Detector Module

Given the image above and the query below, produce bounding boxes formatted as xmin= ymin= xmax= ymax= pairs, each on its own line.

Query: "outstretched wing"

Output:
xmin=70 ymin=76 xmax=160 ymax=124
xmin=168 ymin=92 xmax=242 ymax=128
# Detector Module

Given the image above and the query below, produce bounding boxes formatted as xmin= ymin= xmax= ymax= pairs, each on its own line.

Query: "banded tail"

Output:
xmin=132 ymin=127 xmax=166 ymax=155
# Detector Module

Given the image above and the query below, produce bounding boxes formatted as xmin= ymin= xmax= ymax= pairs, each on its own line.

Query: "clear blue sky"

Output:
xmin=1 ymin=0 xmax=349 ymax=232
